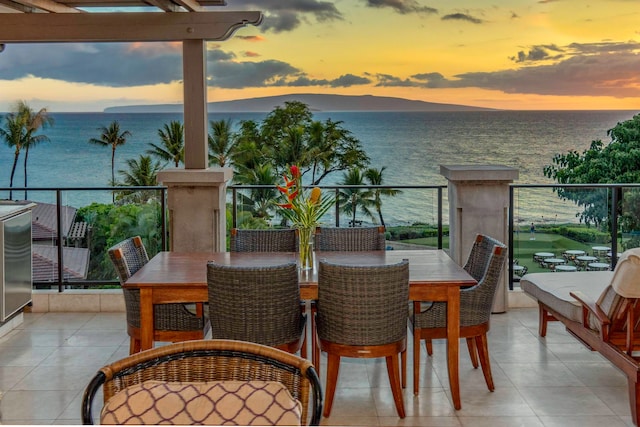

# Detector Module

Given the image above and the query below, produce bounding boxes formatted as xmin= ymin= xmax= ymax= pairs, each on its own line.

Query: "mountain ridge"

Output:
xmin=103 ymin=93 xmax=496 ymax=113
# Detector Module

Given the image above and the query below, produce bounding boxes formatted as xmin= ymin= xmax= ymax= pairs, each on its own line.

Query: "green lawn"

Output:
xmin=513 ymin=232 xmax=604 ymax=274
xmin=400 ymin=230 xmax=611 ymax=275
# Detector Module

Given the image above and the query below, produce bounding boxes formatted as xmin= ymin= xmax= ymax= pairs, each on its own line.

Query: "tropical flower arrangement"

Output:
xmin=277 ymin=165 xmax=334 ymax=268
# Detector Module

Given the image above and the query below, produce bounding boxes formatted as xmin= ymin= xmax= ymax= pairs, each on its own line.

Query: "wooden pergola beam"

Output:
xmin=14 ymin=0 xmax=81 ymax=11
xmin=0 ymin=10 xmax=262 ymax=42
xmin=0 ymin=0 xmax=34 ymax=12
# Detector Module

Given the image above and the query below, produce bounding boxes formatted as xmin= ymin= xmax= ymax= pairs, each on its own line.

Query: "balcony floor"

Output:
xmin=0 ymin=308 xmax=634 ymax=426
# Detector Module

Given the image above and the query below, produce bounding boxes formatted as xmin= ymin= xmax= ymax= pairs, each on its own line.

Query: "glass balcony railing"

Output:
xmin=228 ymin=184 xmax=446 ymax=250
xmin=4 ymin=182 xmax=640 ymax=293
xmin=509 ymin=183 xmax=640 ymax=289
xmin=0 ymin=186 xmax=168 ymax=291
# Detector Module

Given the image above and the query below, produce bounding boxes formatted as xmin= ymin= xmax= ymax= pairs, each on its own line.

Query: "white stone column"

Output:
xmin=440 ymin=165 xmax=518 ymax=313
xmin=157 ymin=168 xmax=232 ymax=253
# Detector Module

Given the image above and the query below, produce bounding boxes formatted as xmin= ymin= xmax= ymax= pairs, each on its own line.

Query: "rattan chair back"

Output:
xmin=107 ymin=236 xmax=206 ymax=354
xmin=316 ymin=259 xmax=409 ymax=345
xmin=414 ymin=237 xmax=507 ymax=329
xmin=81 ymin=339 xmax=323 ymax=425
xmin=230 ymin=228 xmax=298 ymax=252
xmin=463 ymin=234 xmax=503 ymax=282
xmin=314 ymin=226 xmax=386 ymax=252
xmin=207 ymin=261 xmax=306 ymax=351
xmin=315 ymin=259 xmax=409 ymax=418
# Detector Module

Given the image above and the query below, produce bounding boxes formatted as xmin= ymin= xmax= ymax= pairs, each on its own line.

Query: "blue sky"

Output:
xmin=1 ymin=0 xmax=640 ymax=111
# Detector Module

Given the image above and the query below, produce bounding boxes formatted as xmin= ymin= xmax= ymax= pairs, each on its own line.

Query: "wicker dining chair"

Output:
xmin=207 ymin=261 xmax=307 ymax=356
xmin=227 ymin=229 xmax=308 ymax=358
xmin=410 ymin=235 xmax=507 ymax=395
xmin=81 ymin=339 xmax=323 ymax=425
xmin=313 ymin=226 xmax=386 ymax=251
xmin=463 ymin=234 xmax=502 ymax=282
xmin=316 ymin=259 xmax=409 ymax=418
xmin=108 ymin=236 xmax=208 ymax=354
xmin=421 ymin=233 xmax=504 ymax=357
xmin=230 ymin=228 xmax=298 ymax=252
xmin=311 ymin=225 xmax=387 ymax=369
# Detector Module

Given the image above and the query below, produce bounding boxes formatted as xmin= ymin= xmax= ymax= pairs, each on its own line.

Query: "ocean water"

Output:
xmin=0 ymin=110 xmax=637 ymax=226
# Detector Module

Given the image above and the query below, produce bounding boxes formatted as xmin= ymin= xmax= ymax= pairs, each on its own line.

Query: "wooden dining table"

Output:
xmin=124 ymin=249 xmax=476 ymax=409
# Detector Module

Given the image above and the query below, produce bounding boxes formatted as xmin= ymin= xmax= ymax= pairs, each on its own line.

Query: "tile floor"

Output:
xmin=0 ymin=308 xmax=634 ymax=426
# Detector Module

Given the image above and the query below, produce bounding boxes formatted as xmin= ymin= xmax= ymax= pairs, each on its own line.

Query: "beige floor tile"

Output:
xmin=518 ymin=386 xmax=616 ymax=416
xmin=0 ymin=308 xmax=636 ymax=425
xmin=0 ymin=389 xmax=78 ymax=422
xmin=378 ymin=415 xmax=461 ymax=426
xmin=498 ymin=361 xmax=584 ymax=387
xmin=458 ymin=416 xmax=544 ymax=426
xmin=537 ymin=415 xmax=629 ymax=426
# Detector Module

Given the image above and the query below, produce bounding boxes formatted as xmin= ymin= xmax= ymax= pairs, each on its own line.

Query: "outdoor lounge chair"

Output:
xmin=521 ymin=248 xmax=640 ymax=425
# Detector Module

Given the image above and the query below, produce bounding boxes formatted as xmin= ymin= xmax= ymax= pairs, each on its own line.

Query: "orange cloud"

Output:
xmin=236 ymin=35 xmax=266 ymax=43
xmin=243 ymin=51 xmax=261 ymax=57
xmin=127 ymin=42 xmax=181 ymax=55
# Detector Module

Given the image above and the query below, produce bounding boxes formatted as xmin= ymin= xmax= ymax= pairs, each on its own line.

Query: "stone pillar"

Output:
xmin=440 ymin=165 xmax=518 ymax=313
xmin=157 ymin=168 xmax=233 ymax=253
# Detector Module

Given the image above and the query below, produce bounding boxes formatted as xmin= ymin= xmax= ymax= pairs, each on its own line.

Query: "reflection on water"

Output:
xmin=0 ymin=110 xmax=635 ymax=226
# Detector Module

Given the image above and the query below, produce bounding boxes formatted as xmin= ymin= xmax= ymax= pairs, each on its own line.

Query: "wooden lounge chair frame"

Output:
xmin=524 ymin=250 xmax=640 ymax=426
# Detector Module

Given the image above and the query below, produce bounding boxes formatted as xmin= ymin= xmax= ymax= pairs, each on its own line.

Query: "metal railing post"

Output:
xmin=161 ymin=188 xmax=167 ymax=251
xmin=56 ymin=189 xmax=64 ymax=292
xmin=611 ymin=185 xmax=619 ymax=269
xmin=508 ymin=186 xmax=514 ymax=290
xmin=437 ymin=186 xmax=443 ymax=250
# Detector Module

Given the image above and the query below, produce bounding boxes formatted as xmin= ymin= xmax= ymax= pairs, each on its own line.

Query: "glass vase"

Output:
xmin=298 ymin=226 xmax=314 ymax=270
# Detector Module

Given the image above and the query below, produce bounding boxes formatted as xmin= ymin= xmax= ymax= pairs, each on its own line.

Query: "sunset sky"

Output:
xmin=1 ymin=0 xmax=639 ymax=112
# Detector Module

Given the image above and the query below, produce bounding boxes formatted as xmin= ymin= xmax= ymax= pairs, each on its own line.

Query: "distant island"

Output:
xmin=103 ymin=93 xmax=497 ymax=113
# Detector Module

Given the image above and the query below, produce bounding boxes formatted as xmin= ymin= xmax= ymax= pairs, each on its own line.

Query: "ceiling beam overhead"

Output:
xmin=0 ymin=10 xmax=262 ymax=42
xmin=171 ymin=0 xmax=202 ymax=12
xmin=2 ymin=0 xmax=80 ymax=12
xmin=143 ymin=0 xmax=181 ymax=12
xmin=0 ymin=0 xmax=34 ymax=12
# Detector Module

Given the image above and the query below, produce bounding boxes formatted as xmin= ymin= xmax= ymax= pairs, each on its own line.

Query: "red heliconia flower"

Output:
xmin=290 ymin=165 xmax=301 ymax=178
xmin=277 ymin=203 xmax=293 ymax=209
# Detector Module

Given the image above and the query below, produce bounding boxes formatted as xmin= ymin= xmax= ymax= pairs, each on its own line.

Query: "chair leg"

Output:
xmin=413 ymin=330 xmax=420 ymax=395
xmin=385 ymin=354 xmax=406 ymax=418
xmin=300 ymin=324 xmax=308 ymax=359
xmin=426 ymin=339 xmax=433 ymax=356
xmin=628 ymin=377 xmax=640 ymax=427
xmin=475 ymin=334 xmax=494 ymax=391
xmin=401 ymin=348 xmax=407 ymax=389
xmin=466 ymin=337 xmax=479 ymax=368
xmin=130 ymin=337 xmax=141 ymax=355
xmin=539 ymin=303 xmax=548 ymax=337
xmin=323 ymin=353 xmax=341 ymax=417
xmin=312 ymin=310 xmax=320 ymax=376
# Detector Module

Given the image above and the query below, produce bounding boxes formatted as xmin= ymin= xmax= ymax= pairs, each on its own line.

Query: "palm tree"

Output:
xmin=0 ymin=111 xmax=26 ymax=200
xmin=338 ymin=168 xmax=376 ymax=227
xmin=89 ymin=121 xmax=131 ymax=197
xmin=364 ymin=166 xmax=401 ymax=227
xmin=17 ymin=101 xmax=53 ymax=199
xmin=115 ymin=155 xmax=162 ymax=204
xmin=147 ymin=121 xmax=184 ymax=167
xmin=208 ymin=119 xmax=235 ymax=167
xmin=233 ymin=163 xmax=278 ymax=220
